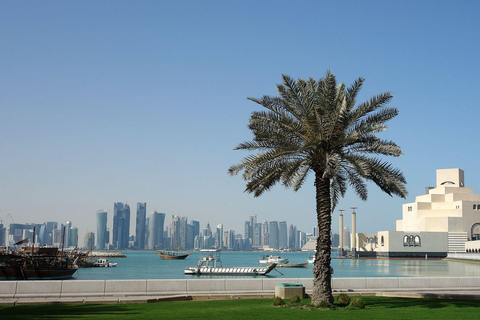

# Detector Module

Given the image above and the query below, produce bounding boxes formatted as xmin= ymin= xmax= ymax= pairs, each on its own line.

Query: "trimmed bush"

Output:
xmin=337 ymin=293 xmax=351 ymax=306
xmin=273 ymin=296 xmax=286 ymax=306
xmin=350 ymin=297 xmax=365 ymax=309
xmin=290 ymin=294 xmax=301 ymax=304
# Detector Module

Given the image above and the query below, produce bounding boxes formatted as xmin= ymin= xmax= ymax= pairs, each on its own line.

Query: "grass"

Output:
xmin=1 ymin=296 xmax=480 ymax=319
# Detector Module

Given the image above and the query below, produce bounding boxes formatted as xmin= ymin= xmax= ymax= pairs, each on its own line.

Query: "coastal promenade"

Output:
xmin=2 ymin=277 xmax=480 ymax=305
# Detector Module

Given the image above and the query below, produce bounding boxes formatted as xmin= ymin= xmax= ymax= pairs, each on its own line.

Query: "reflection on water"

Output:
xmin=73 ymin=251 xmax=480 ymax=280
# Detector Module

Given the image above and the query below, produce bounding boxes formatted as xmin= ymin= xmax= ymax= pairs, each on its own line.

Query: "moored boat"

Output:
xmin=0 ymin=247 xmax=78 ymax=280
xmin=93 ymin=258 xmax=117 ymax=267
xmin=156 ymin=250 xmax=191 ymax=260
xmin=185 ymin=250 xmax=277 ymax=276
xmin=276 ymin=262 xmax=309 ymax=268
xmin=259 ymin=254 xmax=289 ymax=264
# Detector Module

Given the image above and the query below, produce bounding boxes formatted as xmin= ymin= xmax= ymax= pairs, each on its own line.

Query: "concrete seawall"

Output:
xmin=2 ymin=277 xmax=480 ymax=300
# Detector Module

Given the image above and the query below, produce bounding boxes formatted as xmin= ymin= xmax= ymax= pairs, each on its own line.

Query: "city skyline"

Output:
xmin=1 ymin=209 xmax=325 ymax=252
xmin=2 ymin=2 xmax=480 ymax=241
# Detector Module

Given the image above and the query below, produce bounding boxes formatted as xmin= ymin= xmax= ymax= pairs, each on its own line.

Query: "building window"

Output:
xmin=403 ymin=234 xmax=421 ymax=247
xmin=403 ymin=235 xmax=409 ymax=247
xmin=381 ymin=236 xmax=384 ymax=247
xmin=474 ymin=204 xmax=477 ymax=210
xmin=414 ymin=235 xmax=421 ymax=247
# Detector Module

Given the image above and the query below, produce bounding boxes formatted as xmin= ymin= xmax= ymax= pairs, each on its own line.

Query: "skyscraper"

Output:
xmin=84 ymin=231 xmax=95 ymax=249
xmin=279 ymin=221 xmax=287 ymax=249
xmin=147 ymin=211 xmax=165 ymax=250
xmin=253 ymin=223 xmax=261 ymax=248
xmin=69 ymin=227 xmax=78 ymax=247
xmin=248 ymin=214 xmax=257 ymax=245
xmin=171 ymin=215 xmax=188 ymax=249
xmin=343 ymin=226 xmax=351 ymax=250
xmin=113 ymin=202 xmax=130 ymax=250
xmin=64 ymin=221 xmax=72 ymax=247
xmin=268 ymin=221 xmax=279 ymax=249
xmin=96 ymin=210 xmax=108 ymax=250
xmin=135 ymin=202 xmax=147 ymax=249
xmin=261 ymin=220 xmax=269 ymax=247
xmin=216 ymin=224 xmax=223 ymax=249
xmin=288 ymin=224 xmax=297 ymax=249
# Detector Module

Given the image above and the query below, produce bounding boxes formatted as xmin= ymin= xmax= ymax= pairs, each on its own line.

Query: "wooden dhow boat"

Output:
xmin=156 ymin=250 xmax=191 ymax=260
xmin=184 ymin=250 xmax=277 ymax=276
xmin=0 ymin=247 xmax=78 ymax=280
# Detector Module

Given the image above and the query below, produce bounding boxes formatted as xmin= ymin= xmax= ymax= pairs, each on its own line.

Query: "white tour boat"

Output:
xmin=259 ymin=254 xmax=289 ymax=264
xmin=93 ymin=258 xmax=117 ymax=267
xmin=184 ymin=250 xmax=277 ymax=276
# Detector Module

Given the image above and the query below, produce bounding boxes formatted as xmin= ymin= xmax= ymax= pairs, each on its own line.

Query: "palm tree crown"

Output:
xmin=229 ymin=70 xmax=407 ymax=208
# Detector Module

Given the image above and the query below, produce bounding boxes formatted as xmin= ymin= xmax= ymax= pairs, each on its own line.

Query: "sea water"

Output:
xmin=72 ymin=251 xmax=480 ymax=280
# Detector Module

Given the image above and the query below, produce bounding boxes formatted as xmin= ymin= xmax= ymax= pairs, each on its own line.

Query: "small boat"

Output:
xmin=276 ymin=262 xmax=309 ymax=268
xmin=93 ymin=258 xmax=117 ymax=267
xmin=307 ymin=254 xmax=315 ymax=264
xmin=156 ymin=250 xmax=191 ymax=260
xmin=259 ymin=254 xmax=289 ymax=264
xmin=185 ymin=250 xmax=277 ymax=276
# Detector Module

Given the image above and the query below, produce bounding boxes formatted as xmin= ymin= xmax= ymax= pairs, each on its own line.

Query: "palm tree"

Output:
xmin=229 ymin=70 xmax=407 ymax=305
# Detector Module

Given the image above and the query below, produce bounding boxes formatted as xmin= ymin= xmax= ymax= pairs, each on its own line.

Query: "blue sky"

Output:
xmin=1 ymin=1 xmax=480 ymax=239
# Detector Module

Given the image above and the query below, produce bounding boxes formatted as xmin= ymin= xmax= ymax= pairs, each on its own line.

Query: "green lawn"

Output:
xmin=1 ymin=296 xmax=480 ymax=320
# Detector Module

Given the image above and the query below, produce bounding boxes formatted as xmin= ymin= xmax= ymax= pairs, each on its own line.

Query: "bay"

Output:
xmin=72 ymin=251 xmax=480 ymax=280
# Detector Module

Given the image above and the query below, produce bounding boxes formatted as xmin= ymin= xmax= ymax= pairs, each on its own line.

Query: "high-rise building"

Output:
xmin=52 ymin=229 xmax=62 ymax=247
xmin=191 ymin=220 xmax=200 ymax=241
xmin=96 ymin=210 xmax=108 ymax=250
xmin=84 ymin=231 xmax=95 ymax=249
xmin=135 ymin=202 xmax=147 ymax=249
xmin=147 ymin=211 xmax=166 ymax=250
xmin=0 ymin=222 xmax=5 ymax=247
xmin=343 ymin=226 xmax=351 ymax=250
xmin=216 ymin=224 xmax=223 ymax=249
xmin=69 ymin=227 xmax=78 ymax=247
xmin=248 ymin=214 xmax=257 ymax=245
xmin=288 ymin=224 xmax=297 ymax=249
xmin=268 ymin=221 xmax=279 ymax=249
xmin=113 ymin=202 xmax=130 ymax=249
xmin=331 ymin=233 xmax=340 ymax=248
xmin=171 ymin=215 xmax=187 ymax=250
xmin=44 ymin=222 xmax=57 ymax=246
xmin=64 ymin=221 xmax=72 ymax=247
xmin=253 ymin=223 xmax=261 ymax=248
xmin=261 ymin=220 xmax=269 ymax=247
xmin=244 ymin=221 xmax=250 ymax=245
xmin=228 ymin=230 xmax=236 ymax=250
xmin=279 ymin=221 xmax=287 ymax=249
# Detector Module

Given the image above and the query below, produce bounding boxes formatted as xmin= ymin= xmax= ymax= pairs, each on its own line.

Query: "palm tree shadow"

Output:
xmin=1 ymin=304 xmax=138 ymax=318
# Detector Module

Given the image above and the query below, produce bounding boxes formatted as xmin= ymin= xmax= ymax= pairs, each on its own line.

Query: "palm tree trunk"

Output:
xmin=311 ymin=173 xmax=334 ymax=305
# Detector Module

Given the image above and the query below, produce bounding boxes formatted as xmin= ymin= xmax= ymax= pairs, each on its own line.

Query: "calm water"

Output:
xmin=72 ymin=251 xmax=480 ymax=280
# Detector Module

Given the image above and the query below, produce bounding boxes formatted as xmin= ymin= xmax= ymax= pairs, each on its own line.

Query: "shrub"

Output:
xmin=349 ymin=297 xmax=365 ymax=309
xmin=273 ymin=296 xmax=286 ymax=306
xmin=316 ymin=300 xmax=331 ymax=308
xmin=290 ymin=294 xmax=301 ymax=304
xmin=337 ymin=293 xmax=351 ymax=306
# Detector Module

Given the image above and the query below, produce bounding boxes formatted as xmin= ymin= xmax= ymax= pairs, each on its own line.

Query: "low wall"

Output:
xmin=2 ymin=277 xmax=480 ymax=299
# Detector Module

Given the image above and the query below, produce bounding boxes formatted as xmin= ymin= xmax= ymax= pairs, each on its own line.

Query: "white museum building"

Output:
xmin=357 ymin=168 xmax=480 ymax=258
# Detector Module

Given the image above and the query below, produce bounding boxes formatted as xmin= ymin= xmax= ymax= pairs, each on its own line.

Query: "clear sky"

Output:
xmin=1 ymin=1 xmax=480 ymax=240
